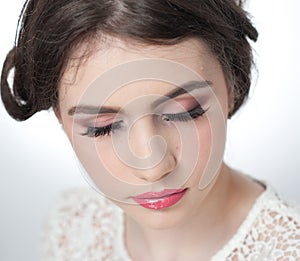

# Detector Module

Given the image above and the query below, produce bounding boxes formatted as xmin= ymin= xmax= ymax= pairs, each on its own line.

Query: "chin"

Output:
xmin=136 ymin=211 xmax=189 ymax=230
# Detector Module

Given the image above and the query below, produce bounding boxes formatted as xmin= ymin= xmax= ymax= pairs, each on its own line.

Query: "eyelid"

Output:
xmin=74 ymin=113 xmax=119 ymax=127
xmin=156 ymin=95 xmax=202 ymax=115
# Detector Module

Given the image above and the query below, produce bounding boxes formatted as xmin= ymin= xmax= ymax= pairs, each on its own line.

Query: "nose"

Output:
xmin=128 ymin=115 xmax=177 ymax=183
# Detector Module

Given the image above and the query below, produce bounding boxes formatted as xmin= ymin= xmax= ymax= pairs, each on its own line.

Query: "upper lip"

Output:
xmin=132 ymin=188 xmax=187 ymax=200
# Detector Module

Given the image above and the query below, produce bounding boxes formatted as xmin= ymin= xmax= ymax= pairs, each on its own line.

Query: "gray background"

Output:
xmin=1 ymin=0 xmax=299 ymax=260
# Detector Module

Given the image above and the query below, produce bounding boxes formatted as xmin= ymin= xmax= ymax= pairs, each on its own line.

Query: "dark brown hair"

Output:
xmin=1 ymin=0 xmax=258 ymax=121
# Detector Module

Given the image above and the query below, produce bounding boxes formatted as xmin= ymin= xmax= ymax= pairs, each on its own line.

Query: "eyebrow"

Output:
xmin=68 ymin=80 xmax=211 ymax=116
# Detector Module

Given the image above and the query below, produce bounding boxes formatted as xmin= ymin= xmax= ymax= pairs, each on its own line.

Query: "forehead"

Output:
xmin=59 ymin=37 xmax=223 ymax=109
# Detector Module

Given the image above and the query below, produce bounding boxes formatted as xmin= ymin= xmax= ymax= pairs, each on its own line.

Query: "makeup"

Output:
xmin=132 ymin=188 xmax=188 ymax=210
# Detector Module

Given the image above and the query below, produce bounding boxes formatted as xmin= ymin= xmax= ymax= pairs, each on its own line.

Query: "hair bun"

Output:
xmin=1 ymin=48 xmax=33 ymax=121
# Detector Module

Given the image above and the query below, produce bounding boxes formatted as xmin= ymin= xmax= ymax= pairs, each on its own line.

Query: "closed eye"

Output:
xmin=81 ymin=121 xmax=123 ymax=137
xmin=80 ymin=105 xmax=208 ymax=138
xmin=161 ymin=105 xmax=208 ymax=122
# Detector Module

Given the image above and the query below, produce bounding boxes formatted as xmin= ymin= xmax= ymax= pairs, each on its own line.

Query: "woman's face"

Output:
xmin=57 ymin=37 xmax=229 ymax=229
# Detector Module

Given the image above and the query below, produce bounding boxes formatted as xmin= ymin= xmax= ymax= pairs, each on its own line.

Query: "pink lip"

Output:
xmin=132 ymin=188 xmax=188 ymax=210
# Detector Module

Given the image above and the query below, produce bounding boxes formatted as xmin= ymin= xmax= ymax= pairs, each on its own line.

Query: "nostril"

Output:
xmin=136 ymin=169 xmax=172 ymax=183
xmin=131 ymin=153 xmax=177 ymax=183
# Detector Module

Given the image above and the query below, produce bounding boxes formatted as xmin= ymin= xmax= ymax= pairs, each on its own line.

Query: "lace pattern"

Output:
xmin=211 ymin=188 xmax=300 ymax=260
xmin=41 ymin=184 xmax=300 ymax=260
xmin=41 ymin=188 xmax=130 ymax=261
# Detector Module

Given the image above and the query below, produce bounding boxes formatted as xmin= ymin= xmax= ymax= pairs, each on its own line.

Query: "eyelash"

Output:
xmin=81 ymin=105 xmax=208 ymax=138
xmin=161 ymin=105 xmax=208 ymax=122
xmin=82 ymin=121 xmax=122 ymax=138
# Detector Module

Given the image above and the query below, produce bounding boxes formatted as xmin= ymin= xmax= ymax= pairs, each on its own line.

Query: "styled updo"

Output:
xmin=1 ymin=0 xmax=258 ymax=121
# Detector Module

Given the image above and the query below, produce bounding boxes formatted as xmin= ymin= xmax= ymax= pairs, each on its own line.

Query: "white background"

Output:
xmin=0 ymin=0 xmax=299 ymax=260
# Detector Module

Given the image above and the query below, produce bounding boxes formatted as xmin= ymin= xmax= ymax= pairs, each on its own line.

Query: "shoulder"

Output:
xmin=41 ymin=187 xmax=124 ymax=260
xmin=45 ymin=187 xmax=117 ymax=218
xmin=234 ymin=183 xmax=299 ymax=259
xmin=213 ymin=182 xmax=300 ymax=260
xmin=254 ymin=184 xmax=300 ymax=236
xmin=249 ymin=186 xmax=300 ymax=259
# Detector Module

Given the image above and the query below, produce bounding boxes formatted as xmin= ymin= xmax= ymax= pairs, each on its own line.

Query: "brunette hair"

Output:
xmin=1 ymin=0 xmax=258 ymax=121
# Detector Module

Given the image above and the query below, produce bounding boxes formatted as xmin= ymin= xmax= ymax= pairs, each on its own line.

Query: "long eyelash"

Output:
xmin=161 ymin=105 xmax=208 ymax=122
xmin=81 ymin=106 xmax=207 ymax=137
xmin=81 ymin=122 xmax=122 ymax=137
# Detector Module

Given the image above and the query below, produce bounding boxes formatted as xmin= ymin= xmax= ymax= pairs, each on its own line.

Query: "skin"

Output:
xmin=56 ymin=37 xmax=264 ymax=260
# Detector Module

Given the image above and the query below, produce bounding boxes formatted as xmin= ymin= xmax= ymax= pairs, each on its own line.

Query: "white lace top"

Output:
xmin=41 ymin=183 xmax=300 ymax=261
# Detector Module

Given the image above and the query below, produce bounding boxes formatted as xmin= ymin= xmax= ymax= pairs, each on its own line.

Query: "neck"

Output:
xmin=125 ymin=164 xmax=240 ymax=261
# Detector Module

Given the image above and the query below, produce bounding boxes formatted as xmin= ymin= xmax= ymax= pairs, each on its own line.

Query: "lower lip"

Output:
xmin=133 ymin=189 xmax=188 ymax=210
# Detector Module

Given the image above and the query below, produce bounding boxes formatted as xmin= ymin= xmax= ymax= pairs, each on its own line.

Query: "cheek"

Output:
xmin=185 ymin=117 xmax=217 ymax=186
xmin=95 ymin=141 xmax=133 ymax=182
xmin=194 ymin=119 xmax=212 ymax=167
xmin=191 ymin=110 xmax=227 ymax=189
xmin=197 ymin=119 xmax=212 ymax=160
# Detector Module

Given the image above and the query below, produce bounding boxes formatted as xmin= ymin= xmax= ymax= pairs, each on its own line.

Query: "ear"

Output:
xmin=53 ymin=106 xmax=62 ymax=124
xmin=227 ymin=87 xmax=235 ymax=119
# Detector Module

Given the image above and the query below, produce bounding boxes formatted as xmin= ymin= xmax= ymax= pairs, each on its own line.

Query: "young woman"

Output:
xmin=1 ymin=0 xmax=299 ymax=260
